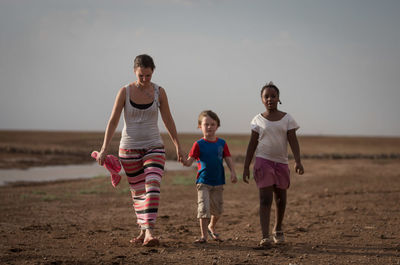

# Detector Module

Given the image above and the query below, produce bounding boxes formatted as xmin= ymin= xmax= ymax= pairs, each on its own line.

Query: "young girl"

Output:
xmin=242 ymin=81 xmax=304 ymax=247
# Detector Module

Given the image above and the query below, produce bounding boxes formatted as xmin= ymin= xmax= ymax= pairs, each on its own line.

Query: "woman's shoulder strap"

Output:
xmin=152 ymin=83 xmax=161 ymax=105
xmin=124 ymin=84 xmax=130 ymax=95
xmin=121 ymin=84 xmax=130 ymax=105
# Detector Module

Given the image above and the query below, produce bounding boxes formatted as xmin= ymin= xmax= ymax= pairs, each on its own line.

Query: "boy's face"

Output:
xmin=199 ymin=115 xmax=218 ymax=139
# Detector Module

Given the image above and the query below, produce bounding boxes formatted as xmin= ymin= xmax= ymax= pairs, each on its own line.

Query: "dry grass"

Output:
xmin=0 ymin=130 xmax=399 ymax=169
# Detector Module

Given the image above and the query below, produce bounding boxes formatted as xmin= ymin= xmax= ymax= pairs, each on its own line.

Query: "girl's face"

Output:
xmin=199 ymin=115 xmax=218 ymax=140
xmin=134 ymin=67 xmax=153 ymax=86
xmin=262 ymin=87 xmax=279 ymax=111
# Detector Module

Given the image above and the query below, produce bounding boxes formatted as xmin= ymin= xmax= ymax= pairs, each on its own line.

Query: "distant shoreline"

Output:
xmin=1 ymin=130 xmax=399 ymax=170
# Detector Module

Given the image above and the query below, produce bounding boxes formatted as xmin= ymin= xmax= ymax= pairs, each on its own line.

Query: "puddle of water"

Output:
xmin=0 ymin=161 xmax=193 ymax=186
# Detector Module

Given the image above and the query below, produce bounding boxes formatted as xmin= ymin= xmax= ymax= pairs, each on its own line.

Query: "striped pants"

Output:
xmin=119 ymin=147 xmax=166 ymax=230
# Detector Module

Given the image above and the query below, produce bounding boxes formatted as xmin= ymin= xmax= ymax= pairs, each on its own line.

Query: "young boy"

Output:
xmin=182 ymin=110 xmax=237 ymax=243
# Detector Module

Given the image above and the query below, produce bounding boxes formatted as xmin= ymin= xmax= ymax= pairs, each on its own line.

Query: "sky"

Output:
xmin=1 ymin=0 xmax=399 ymax=136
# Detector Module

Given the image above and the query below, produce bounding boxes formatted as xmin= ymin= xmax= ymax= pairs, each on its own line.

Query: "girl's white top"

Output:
xmin=251 ymin=113 xmax=299 ymax=164
xmin=120 ymin=83 xmax=164 ymax=149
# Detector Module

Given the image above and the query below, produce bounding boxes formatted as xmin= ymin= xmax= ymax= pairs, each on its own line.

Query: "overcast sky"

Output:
xmin=1 ymin=0 xmax=399 ymax=136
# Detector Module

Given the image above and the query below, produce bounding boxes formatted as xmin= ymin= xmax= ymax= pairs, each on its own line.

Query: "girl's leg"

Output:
xmin=259 ymin=186 xmax=274 ymax=239
xmin=273 ymin=187 xmax=287 ymax=232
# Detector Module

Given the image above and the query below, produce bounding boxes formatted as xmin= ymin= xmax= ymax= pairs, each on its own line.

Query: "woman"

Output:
xmin=97 ymin=54 xmax=183 ymax=247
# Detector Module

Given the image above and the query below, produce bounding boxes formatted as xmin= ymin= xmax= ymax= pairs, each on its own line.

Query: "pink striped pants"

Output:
xmin=119 ymin=147 xmax=166 ymax=230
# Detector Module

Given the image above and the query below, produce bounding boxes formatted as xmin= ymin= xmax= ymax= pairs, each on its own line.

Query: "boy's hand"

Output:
xmin=181 ymin=160 xmax=189 ymax=167
xmin=181 ymin=156 xmax=195 ymax=167
xmin=242 ymin=168 xmax=250 ymax=184
xmin=295 ymin=162 xmax=304 ymax=175
xmin=230 ymin=173 xmax=238 ymax=183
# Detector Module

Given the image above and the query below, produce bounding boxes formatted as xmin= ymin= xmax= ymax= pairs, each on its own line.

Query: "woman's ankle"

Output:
xmin=145 ymin=228 xmax=155 ymax=239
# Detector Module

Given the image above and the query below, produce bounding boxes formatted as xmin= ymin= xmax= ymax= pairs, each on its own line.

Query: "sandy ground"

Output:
xmin=0 ymin=131 xmax=400 ymax=264
xmin=1 ymin=160 xmax=399 ymax=264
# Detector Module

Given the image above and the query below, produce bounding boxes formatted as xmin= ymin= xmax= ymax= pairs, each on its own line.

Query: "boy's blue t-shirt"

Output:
xmin=188 ymin=138 xmax=231 ymax=186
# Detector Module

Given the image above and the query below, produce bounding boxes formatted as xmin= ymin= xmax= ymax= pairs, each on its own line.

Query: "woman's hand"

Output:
xmin=176 ymin=146 xmax=184 ymax=163
xmin=97 ymin=151 xmax=107 ymax=166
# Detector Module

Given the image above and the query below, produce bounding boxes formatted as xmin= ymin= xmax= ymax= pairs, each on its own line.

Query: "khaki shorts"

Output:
xmin=196 ymin=183 xmax=224 ymax=219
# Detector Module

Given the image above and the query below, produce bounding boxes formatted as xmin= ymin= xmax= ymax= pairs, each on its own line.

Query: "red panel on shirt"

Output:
xmin=188 ymin=142 xmax=200 ymax=159
xmin=223 ymin=143 xmax=231 ymax=157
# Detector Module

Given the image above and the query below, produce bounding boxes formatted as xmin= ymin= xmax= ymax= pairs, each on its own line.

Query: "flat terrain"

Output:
xmin=0 ymin=131 xmax=399 ymax=264
xmin=1 ymin=130 xmax=400 ymax=168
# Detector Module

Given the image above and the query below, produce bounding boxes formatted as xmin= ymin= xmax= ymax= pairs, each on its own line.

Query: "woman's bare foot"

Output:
xmin=130 ymin=230 xmax=145 ymax=244
xmin=142 ymin=229 xmax=159 ymax=247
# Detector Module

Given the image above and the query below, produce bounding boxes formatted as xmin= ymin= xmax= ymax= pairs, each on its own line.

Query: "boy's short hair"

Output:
xmin=198 ymin=110 xmax=220 ymax=127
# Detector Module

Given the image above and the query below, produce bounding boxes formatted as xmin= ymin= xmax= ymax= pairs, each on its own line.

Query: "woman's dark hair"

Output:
xmin=134 ymin=54 xmax=156 ymax=71
xmin=261 ymin=81 xmax=281 ymax=104
xmin=198 ymin=110 xmax=221 ymax=127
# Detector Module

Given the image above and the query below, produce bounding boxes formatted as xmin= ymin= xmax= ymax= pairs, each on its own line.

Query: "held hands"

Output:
xmin=176 ymin=146 xmax=184 ymax=163
xmin=295 ymin=161 xmax=304 ymax=175
xmin=181 ymin=156 xmax=195 ymax=167
xmin=181 ymin=158 xmax=190 ymax=167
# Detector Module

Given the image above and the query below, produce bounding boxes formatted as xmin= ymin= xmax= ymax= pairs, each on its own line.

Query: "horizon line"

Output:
xmin=0 ymin=129 xmax=399 ymax=138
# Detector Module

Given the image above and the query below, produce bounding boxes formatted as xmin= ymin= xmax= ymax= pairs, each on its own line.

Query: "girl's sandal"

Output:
xmin=259 ymin=237 xmax=272 ymax=248
xmin=272 ymin=231 xmax=285 ymax=244
xmin=194 ymin=238 xmax=207 ymax=244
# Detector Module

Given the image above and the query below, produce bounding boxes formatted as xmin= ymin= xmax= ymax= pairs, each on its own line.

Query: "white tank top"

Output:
xmin=120 ymin=83 xmax=164 ymax=149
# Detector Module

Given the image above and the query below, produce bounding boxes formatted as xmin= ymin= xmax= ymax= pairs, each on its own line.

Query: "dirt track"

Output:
xmin=0 ymin=131 xmax=400 ymax=264
xmin=1 ymin=159 xmax=399 ymax=264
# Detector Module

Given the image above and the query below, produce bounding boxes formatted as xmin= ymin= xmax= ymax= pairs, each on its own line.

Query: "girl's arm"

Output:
xmin=287 ymin=129 xmax=304 ymax=175
xmin=224 ymin=156 xmax=237 ymax=183
xmin=159 ymin=87 xmax=183 ymax=162
xmin=98 ymin=86 xmax=126 ymax=165
xmin=242 ymin=130 xmax=259 ymax=183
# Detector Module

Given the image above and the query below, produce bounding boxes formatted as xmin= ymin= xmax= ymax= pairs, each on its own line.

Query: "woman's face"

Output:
xmin=134 ymin=67 xmax=153 ymax=86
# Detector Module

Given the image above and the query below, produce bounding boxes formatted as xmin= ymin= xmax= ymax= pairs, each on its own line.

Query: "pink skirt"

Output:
xmin=253 ymin=157 xmax=290 ymax=189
